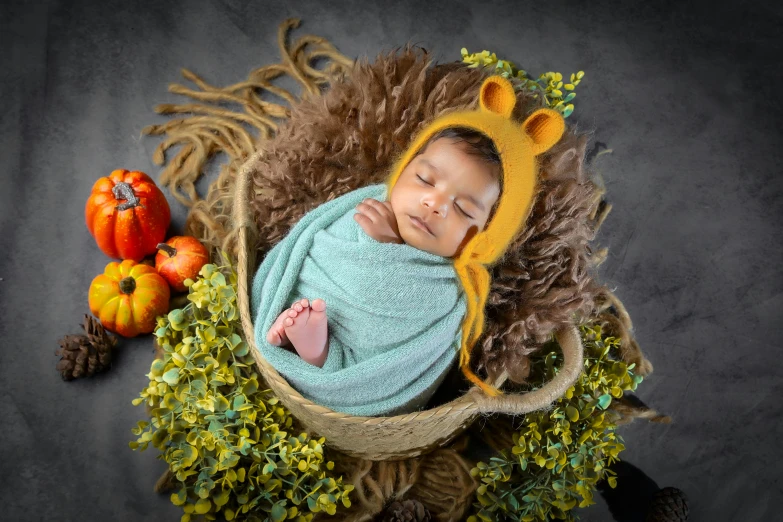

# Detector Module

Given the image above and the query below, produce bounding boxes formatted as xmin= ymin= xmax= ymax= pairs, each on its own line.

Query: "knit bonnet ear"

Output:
xmin=522 ymin=108 xmax=566 ymax=156
xmin=479 ymin=76 xmax=517 ymax=117
xmin=478 ymin=76 xmax=564 ymax=156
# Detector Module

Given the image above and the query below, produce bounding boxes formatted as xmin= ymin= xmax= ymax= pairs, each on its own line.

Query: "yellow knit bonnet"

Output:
xmin=385 ymin=75 xmax=566 ymax=396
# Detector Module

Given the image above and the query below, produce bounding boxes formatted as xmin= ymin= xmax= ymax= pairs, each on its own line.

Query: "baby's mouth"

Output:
xmin=409 ymin=215 xmax=434 ymax=235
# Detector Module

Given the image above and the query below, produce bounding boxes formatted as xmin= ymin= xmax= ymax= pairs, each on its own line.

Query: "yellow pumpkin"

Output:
xmin=89 ymin=259 xmax=170 ymax=337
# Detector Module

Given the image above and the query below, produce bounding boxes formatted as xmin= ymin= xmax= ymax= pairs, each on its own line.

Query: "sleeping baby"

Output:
xmin=265 ymin=127 xmax=501 ymax=367
xmin=250 ymin=76 xmax=565 ymax=416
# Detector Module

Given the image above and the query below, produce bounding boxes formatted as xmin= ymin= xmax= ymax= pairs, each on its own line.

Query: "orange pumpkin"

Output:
xmin=155 ymin=236 xmax=210 ymax=292
xmin=85 ymin=169 xmax=171 ymax=261
xmin=89 ymin=259 xmax=170 ymax=337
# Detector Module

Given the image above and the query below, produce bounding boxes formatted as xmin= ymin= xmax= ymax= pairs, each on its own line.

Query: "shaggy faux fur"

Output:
xmin=243 ymin=46 xmax=602 ymax=386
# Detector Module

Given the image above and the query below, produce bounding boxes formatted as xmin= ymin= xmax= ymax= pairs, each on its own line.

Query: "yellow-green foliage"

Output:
xmin=468 ymin=324 xmax=644 ymax=522
xmin=130 ymin=259 xmax=353 ymax=522
xmin=461 ymin=48 xmax=584 ymax=118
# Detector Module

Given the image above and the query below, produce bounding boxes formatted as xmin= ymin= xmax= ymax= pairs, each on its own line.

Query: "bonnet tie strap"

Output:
xmin=455 ymin=258 xmax=501 ymax=397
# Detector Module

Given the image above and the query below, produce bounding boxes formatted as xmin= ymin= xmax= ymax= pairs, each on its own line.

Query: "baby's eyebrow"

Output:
xmin=420 ymin=158 xmax=486 ymax=213
xmin=421 ymin=158 xmax=439 ymax=174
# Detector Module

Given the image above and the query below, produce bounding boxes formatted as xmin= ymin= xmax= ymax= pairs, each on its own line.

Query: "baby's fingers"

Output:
xmin=366 ymin=198 xmax=394 ymax=215
xmin=354 ymin=212 xmax=373 ymax=228
xmin=356 ymin=201 xmax=383 ymax=222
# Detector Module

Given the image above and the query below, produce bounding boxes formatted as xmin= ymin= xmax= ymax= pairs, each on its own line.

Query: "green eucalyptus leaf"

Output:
xmin=168 ymin=309 xmax=185 ymax=325
xmin=270 ymin=502 xmax=287 ymax=522
xmin=150 ymin=359 xmax=166 ymax=376
xmin=232 ymin=342 xmax=249 ymax=357
xmin=171 ymin=488 xmax=187 ymax=506
xmin=216 ymin=348 xmax=231 ymax=365
xmin=181 ymin=445 xmax=198 ymax=466
xmin=215 ymin=396 xmax=230 ymax=412
xmin=210 ymin=272 xmax=227 ymax=286
xmin=194 ymin=498 xmax=211 ymax=515
xmin=152 ymin=428 xmax=169 ymax=447
xmin=162 ymin=368 xmax=180 ymax=386
xmin=213 ymin=489 xmax=230 ymax=507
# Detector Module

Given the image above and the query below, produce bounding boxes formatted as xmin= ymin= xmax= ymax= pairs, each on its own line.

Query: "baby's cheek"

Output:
xmin=456 ymin=224 xmax=480 ymax=254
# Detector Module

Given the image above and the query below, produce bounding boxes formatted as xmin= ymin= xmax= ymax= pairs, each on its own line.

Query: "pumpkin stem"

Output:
xmin=157 ymin=243 xmax=177 ymax=258
xmin=119 ymin=276 xmax=136 ymax=294
xmin=113 ymin=181 xmax=142 ymax=211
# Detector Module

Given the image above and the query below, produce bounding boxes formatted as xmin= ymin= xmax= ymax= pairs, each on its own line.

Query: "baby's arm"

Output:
xmin=354 ymin=198 xmax=403 ymax=244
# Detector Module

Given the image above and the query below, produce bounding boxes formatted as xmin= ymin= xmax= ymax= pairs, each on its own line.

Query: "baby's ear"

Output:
xmin=521 ymin=108 xmax=566 ymax=156
xmin=479 ymin=76 xmax=517 ymax=118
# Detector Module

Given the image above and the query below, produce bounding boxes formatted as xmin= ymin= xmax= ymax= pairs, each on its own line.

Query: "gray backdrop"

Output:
xmin=2 ymin=0 xmax=781 ymax=520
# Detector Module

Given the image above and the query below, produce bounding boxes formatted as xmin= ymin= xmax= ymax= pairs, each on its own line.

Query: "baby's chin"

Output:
xmin=400 ymin=229 xmax=456 ymax=258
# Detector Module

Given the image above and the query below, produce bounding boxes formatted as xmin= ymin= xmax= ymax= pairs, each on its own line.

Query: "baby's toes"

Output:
xmin=267 ymin=329 xmax=281 ymax=345
xmin=267 ymin=322 xmax=286 ymax=346
xmin=311 ymin=299 xmax=326 ymax=312
xmin=291 ymin=298 xmax=310 ymax=313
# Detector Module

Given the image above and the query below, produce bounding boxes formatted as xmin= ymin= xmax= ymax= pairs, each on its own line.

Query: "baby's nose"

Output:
xmin=423 ymin=197 xmax=448 ymax=217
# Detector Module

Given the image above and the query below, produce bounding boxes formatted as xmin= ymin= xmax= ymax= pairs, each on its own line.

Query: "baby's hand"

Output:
xmin=354 ymin=198 xmax=403 ymax=244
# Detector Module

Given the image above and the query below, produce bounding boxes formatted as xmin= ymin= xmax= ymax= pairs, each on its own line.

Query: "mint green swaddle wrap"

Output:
xmin=250 ymin=183 xmax=467 ymax=417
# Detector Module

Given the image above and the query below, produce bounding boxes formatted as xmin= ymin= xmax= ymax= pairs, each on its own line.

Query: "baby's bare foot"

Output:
xmin=284 ymin=298 xmax=328 ymax=367
xmin=267 ymin=298 xmax=310 ymax=346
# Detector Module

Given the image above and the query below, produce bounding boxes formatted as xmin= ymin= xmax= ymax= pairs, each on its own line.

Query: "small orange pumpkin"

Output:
xmin=85 ymin=169 xmax=171 ymax=261
xmin=88 ymin=260 xmax=170 ymax=337
xmin=155 ymin=236 xmax=210 ymax=292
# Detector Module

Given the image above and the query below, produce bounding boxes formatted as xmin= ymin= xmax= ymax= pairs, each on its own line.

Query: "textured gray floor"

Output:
xmin=2 ymin=0 xmax=781 ymax=521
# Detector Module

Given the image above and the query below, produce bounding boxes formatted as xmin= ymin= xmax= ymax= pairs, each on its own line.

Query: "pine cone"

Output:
xmin=646 ymin=487 xmax=689 ymax=522
xmin=378 ymin=499 xmax=431 ymax=522
xmin=55 ymin=314 xmax=117 ymax=381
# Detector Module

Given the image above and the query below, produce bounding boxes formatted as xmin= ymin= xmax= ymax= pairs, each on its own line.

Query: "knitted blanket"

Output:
xmin=250 ymin=183 xmax=467 ymax=416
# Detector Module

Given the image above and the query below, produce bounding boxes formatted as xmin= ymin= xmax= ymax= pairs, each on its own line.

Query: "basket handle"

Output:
xmin=469 ymin=325 xmax=584 ymax=415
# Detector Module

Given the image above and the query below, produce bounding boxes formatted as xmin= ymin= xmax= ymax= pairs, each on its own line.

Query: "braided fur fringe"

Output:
xmin=142 ymin=18 xmax=353 ymax=259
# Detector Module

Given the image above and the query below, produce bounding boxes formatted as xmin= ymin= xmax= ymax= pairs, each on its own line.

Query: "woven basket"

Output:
xmin=233 ymin=150 xmax=584 ymax=461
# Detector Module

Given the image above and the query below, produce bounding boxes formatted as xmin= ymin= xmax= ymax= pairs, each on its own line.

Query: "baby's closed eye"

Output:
xmin=416 ymin=175 xmax=473 ymax=219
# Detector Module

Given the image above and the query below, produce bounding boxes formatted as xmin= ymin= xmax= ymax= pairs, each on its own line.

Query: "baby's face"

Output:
xmin=389 ymin=137 xmax=501 ymax=258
